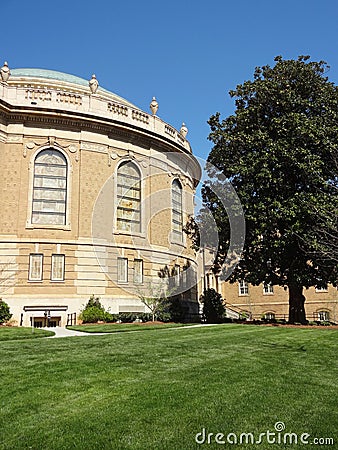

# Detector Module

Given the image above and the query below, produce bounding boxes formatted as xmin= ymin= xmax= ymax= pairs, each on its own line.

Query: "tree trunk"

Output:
xmin=288 ymin=283 xmax=307 ymax=324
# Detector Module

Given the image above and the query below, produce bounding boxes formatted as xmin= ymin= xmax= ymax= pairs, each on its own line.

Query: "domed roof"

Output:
xmin=11 ymin=68 xmax=93 ymax=87
xmin=10 ymin=68 xmax=136 ymax=107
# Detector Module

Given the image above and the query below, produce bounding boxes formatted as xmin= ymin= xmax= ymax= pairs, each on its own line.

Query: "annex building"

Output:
xmin=205 ymin=271 xmax=338 ymax=323
xmin=0 ymin=62 xmax=201 ymax=327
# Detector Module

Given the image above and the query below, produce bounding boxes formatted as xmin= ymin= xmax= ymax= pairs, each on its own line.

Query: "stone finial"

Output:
xmin=180 ymin=122 xmax=188 ymax=138
xmin=89 ymin=74 xmax=99 ymax=94
xmin=0 ymin=61 xmax=10 ymax=83
xmin=150 ymin=96 xmax=158 ymax=115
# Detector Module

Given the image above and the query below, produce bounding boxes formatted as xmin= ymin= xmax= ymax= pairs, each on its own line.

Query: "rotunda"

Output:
xmin=0 ymin=63 xmax=200 ymax=326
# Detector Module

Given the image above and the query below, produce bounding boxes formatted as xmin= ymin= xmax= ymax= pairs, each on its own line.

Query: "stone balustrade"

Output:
xmin=1 ymin=80 xmax=191 ymax=153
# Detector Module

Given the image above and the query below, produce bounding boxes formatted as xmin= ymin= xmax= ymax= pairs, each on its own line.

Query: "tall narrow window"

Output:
xmin=172 ymin=179 xmax=183 ymax=240
xmin=238 ymin=280 xmax=249 ymax=295
xmin=134 ymin=259 xmax=143 ymax=284
xmin=116 ymin=161 xmax=141 ymax=232
xmin=29 ymin=253 xmax=43 ymax=281
xmin=174 ymin=264 xmax=180 ymax=287
xmin=182 ymin=269 xmax=187 ymax=288
xmin=117 ymin=257 xmax=128 ymax=283
xmin=51 ymin=254 xmax=65 ymax=281
xmin=32 ymin=149 xmax=68 ymax=225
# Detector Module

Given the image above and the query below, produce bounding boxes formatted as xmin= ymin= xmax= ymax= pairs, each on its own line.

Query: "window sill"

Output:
xmin=171 ymin=239 xmax=186 ymax=247
xmin=26 ymin=223 xmax=71 ymax=231
xmin=113 ymin=230 xmax=146 ymax=239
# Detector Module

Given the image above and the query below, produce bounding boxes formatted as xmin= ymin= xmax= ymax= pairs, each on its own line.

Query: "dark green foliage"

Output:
xmin=0 ymin=298 xmax=12 ymax=323
xmin=116 ymin=313 xmax=149 ymax=323
xmin=206 ymin=56 xmax=338 ymax=323
xmin=102 ymin=312 xmax=119 ymax=323
xmin=79 ymin=307 xmax=105 ymax=324
xmin=167 ymin=295 xmax=186 ymax=322
xmin=79 ymin=295 xmax=106 ymax=323
xmin=85 ymin=294 xmax=104 ymax=309
xmin=200 ymin=288 xmax=225 ymax=323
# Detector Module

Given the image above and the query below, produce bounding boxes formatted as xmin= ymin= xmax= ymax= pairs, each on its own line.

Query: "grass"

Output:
xmin=0 ymin=325 xmax=337 ymax=449
xmin=68 ymin=322 xmax=196 ymax=333
xmin=0 ymin=326 xmax=54 ymax=341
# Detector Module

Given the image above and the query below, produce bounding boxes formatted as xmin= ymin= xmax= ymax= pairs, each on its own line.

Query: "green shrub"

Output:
xmin=80 ymin=306 xmax=106 ymax=324
xmin=200 ymin=288 xmax=225 ymax=324
xmin=80 ymin=295 xmax=106 ymax=324
xmin=167 ymin=296 xmax=186 ymax=322
xmin=0 ymin=299 xmax=12 ymax=324
xmin=276 ymin=319 xmax=287 ymax=324
xmin=104 ymin=312 xmax=119 ymax=323
xmin=117 ymin=313 xmax=138 ymax=323
xmin=138 ymin=313 xmax=153 ymax=322
xmin=86 ymin=294 xmax=104 ymax=309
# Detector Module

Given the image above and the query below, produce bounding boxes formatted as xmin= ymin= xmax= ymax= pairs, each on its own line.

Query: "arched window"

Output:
xmin=172 ymin=179 xmax=183 ymax=240
xmin=116 ymin=161 xmax=141 ymax=232
xmin=32 ymin=149 xmax=68 ymax=225
xmin=317 ymin=311 xmax=330 ymax=322
xmin=264 ymin=312 xmax=275 ymax=320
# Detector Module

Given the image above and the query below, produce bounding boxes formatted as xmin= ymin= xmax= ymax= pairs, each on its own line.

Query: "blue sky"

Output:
xmin=2 ymin=0 xmax=338 ymax=160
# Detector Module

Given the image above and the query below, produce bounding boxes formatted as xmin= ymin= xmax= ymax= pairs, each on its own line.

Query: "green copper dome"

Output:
xmin=11 ymin=68 xmax=92 ymax=87
xmin=10 ymin=68 xmax=136 ymax=107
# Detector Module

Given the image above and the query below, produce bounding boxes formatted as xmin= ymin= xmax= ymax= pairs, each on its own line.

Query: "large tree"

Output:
xmin=205 ymin=56 xmax=338 ymax=324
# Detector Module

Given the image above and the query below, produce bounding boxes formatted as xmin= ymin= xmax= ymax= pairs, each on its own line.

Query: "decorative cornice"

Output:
xmin=23 ymin=137 xmax=79 ymax=161
xmin=0 ymin=99 xmax=201 ymax=182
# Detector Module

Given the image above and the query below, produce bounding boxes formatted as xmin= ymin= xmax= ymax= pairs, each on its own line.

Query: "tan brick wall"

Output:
xmin=0 ymin=132 xmax=198 ymax=324
xmin=0 ymin=143 xmax=22 ymax=235
xmin=218 ymin=279 xmax=338 ymax=322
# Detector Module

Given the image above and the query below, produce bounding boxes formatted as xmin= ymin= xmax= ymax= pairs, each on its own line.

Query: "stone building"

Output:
xmin=204 ymin=270 xmax=337 ymax=323
xmin=0 ymin=62 xmax=200 ymax=327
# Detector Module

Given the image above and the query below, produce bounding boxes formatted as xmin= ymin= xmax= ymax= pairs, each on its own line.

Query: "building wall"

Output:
xmin=219 ymin=279 xmax=338 ymax=323
xmin=0 ymin=74 xmax=199 ymax=326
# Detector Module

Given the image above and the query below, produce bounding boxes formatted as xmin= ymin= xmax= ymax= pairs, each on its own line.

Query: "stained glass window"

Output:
xmin=172 ymin=179 xmax=183 ymax=240
xmin=116 ymin=162 xmax=141 ymax=232
xmin=29 ymin=254 xmax=43 ymax=281
xmin=32 ymin=149 xmax=67 ymax=225
xmin=51 ymin=254 xmax=65 ymax=281
xmin=134 ymin=259 xmax=143 ymax=284
xmin=117 ymin=257 xmax=128 ymax=283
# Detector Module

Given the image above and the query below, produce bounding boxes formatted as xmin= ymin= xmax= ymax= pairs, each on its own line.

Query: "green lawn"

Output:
xmin=0 ymin=325 xmax=337 ymax=449
xmin=68 ymin=322 xmax=196 ymax=333
xmin=0 ymin=326 xmax=54 ymax=341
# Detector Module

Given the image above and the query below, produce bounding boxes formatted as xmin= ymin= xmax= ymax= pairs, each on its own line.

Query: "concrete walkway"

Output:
xmin=45 ymin=327 xmax=103 ymax=338
xmin=45 ymin=323 xmax=218 ymax=338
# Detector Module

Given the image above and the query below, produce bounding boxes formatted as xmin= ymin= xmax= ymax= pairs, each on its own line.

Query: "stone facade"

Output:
xmin=0 ymin=65 xmax=200 ymax=326
xmin=204 ymin=272 xmax=338 ymax=323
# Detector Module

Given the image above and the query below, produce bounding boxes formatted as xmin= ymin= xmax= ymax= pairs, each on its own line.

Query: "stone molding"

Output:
xmin=1 ymin=78 xmax=192 ymax=154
